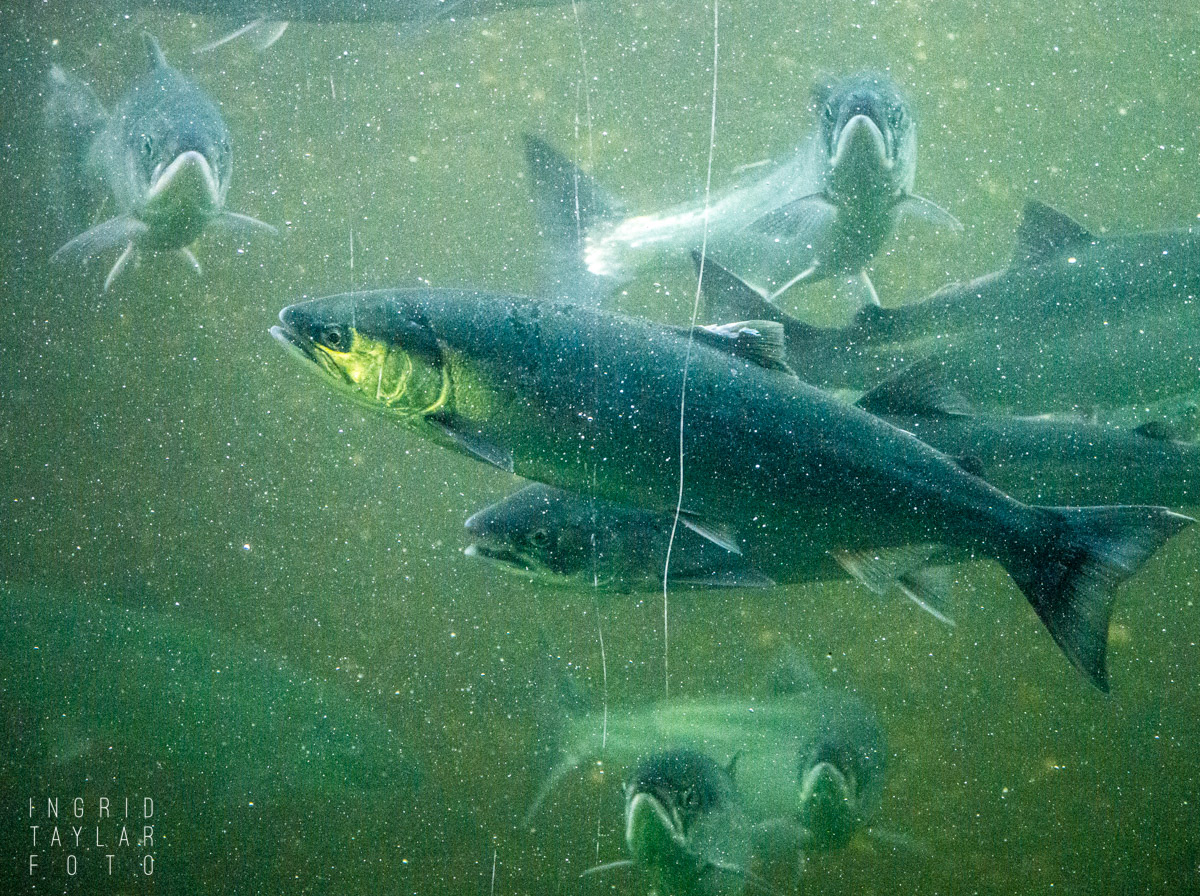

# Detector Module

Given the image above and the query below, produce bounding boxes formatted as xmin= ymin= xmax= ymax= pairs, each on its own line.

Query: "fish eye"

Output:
xmin=141 ymin=134 xmax=155 ymax=158
xmin=317 ymin=324 xmax=348 ymax=351
xmin=682 ymin=787 xmax=701 ymax=810
xmin=529 ymin=528 xmax=552 ymax=548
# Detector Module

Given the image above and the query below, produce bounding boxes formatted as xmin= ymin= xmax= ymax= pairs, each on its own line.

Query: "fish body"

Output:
xmin=1 ymin=585 xmax=419 ymax=802
xmin=463 ymin=482 xmax=953 ymax=623
xmin=148 ymin=0 xmax=571 ymax=51
xmin=464 ymin=405 xmax=1200 ymax=596
xmin=853 ymin=363 xmax=1200 ymax=508
xmin=271 ymin=288 xmax=1192 ymax=688
xmin=702 ymin=204 xmax=1200 ymax=410
xmin=464 ymin=482 xmax=777 ymax=591
xmin=621 ymin=750 xmax=753 ymax=896
xmin=529 ymin=74 xmax=957 ymax=309
xmin=712 ymin=72 xmax=960 ymax=305
xmin=46 ymin=34 xmax=273 ymax=289
xmin=535 ymin=676 xmax=886 ymax=852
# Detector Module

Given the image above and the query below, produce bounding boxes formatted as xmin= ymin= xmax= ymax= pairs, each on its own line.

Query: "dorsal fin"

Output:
xmin=856 ymin=360 xmax=973 ymax=418
xmin=693 ymin=251 xmax=782 ymax=323
xmin=694 ymin=320 xmax=795 ymax=375
xmin=1132 ymin=403 xmax=1199 ymax=442
xmin=725 ymin=750 xmax=742 ymax=781
xmin=1012 ymin=200 xmax=1094 ymax=265
xmin=143 ymin=33 xmax=169 ymax=70
xmin=770 ymin=645 xmax=821 ymax=696
xmin=953 ymin=454 xmax=986 ymax=477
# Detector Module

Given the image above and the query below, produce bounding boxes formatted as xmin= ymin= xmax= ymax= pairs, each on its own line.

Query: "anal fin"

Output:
xmin=833 ymin=545 xmax=954 ymax=626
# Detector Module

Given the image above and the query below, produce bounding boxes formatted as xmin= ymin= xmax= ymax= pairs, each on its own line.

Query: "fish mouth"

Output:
xmin=270 ymin=316 xmax=319 ymax=366
xmin=146 ymin=150 xmax=222 ymax=209
xmin=270 ymin=310 xmax=354 ymax=390
xmin=797 ymin=759 xmax=860 ymax=848
xmin=462 ymin=541 xmax=529 ymax=569
xmin=831 ymin=113 xmax=892 ymax=172
xmin=462 ymin=540 xmax=555 ymax=583
xmin=799 ymin=759 xmax=855 ymax=804
xmin=626 ymin=791 xmax=691 ymax=861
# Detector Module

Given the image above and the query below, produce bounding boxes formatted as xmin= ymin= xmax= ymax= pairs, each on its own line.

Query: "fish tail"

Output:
xmin=522 ymin=134 xmax=626 ymax=305
xmin=43 ymin=64 xmax=106 ymax=240
xmin=523 ymin=134 xmax=624 ymax=245
xmin=1003 ymin=505 xmax=1192 ymax=691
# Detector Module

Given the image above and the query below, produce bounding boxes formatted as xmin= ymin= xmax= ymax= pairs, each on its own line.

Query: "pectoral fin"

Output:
xmin=427 ymin=414 xmax=514 ymax=473
xmin=894 ymin=566 xmax=955 ymax=627
xmin=827 ymin=270 xmax=880 ymax=309
xmin=196 ymin=19 xmax=289 ymax=54
xmin=580 ymin=860 xmax=635 ymax=879
xmin=178 ymin=247 xmax=202 ymax=275
xmin=751 ymin=194 xmax=837 ymax=243
xmin=695 ymin=320 xmax=795 ymax=374
xmin=52 ymin=216 xmax=147 ymax=265
xmin=102 ymin=244 xmax=137 ymax=292
xmin=677 ymin=512 xmax=743 ymax=556
xmin=216 ymin=211 xmax=279 ymax=237
xmin=896 ymin=194 xmax=963 ymax=232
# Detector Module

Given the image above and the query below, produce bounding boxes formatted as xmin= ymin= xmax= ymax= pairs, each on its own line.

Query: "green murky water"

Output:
xmin=2 ymin=1 xmax=1199 ymax=893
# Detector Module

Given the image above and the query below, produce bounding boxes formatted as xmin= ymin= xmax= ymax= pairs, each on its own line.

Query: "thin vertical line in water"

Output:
xmin=664 ymin=0 xmax=719 ymax=700
xmin=490 ymin=849 xmax=497 ymax=896
xmin=570 ymin=0 xmax=596 ymax=177
xmin=568 ymin=7 xmax=608 ymax=861
xmin=348 ymin=227 xmax=355 ymax=290
xmin=589 ymin=469 xmax=608 ymax=751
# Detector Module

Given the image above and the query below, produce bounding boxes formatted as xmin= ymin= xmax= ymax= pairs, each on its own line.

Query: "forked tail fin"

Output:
xmin=523 ymin=134 xmax=625 ymax=307
xmin=1004 ymin=505 xmax=1192 ymax=691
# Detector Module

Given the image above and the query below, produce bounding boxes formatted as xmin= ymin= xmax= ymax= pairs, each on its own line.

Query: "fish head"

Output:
xmin=795 ymin=736 xmax=873 ymax=849
xmin=463 ymin=484 xmax=598 ymax=582
xmin=271 ymin=292 xmax=452 ymax=421
xmin=814 ymin=72 xmax=917 ymax=203
xmin=120 ymin=37 xmax=232 ymax=243
xmin=625 ymin=750 xmax=747 ymax=892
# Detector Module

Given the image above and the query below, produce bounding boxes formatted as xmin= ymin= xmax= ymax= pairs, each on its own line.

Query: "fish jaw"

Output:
xmin=626 ymin=791 xmax=695 ymax=872
xmin=139 ymin=150 xmax=223 ymax=248
xmin=270 ymin=310 xmax=359 ymax=397
xmin=797 ymin=760 xmax=859 ymax=849
xmin=827 ymin=114 xmax=896 ymax=205
xmin=461 ymin=541 xmax=534 ymax=572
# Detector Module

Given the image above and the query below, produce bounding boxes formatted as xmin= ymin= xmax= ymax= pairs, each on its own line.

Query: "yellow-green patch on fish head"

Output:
xmin=271 ymin=292 xmax=450 ymax=420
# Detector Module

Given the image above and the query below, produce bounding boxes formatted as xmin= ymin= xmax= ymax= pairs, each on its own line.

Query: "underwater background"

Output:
xmin=2 ymin=1 xmax=1199 ymax=893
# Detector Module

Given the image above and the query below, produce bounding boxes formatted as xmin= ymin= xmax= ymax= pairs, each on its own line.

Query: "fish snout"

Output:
xmin=833 ymin=113 xmax=892 ymax=172
xmin=146 ymin=149 xmax=222 ymax=208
